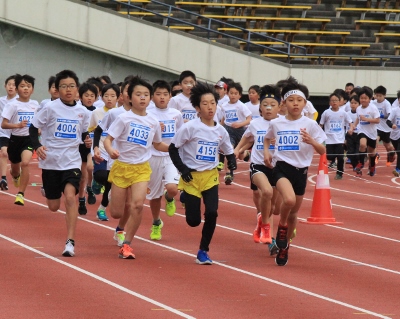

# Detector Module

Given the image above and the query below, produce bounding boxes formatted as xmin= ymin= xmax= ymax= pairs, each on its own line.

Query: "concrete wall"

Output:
xmin=0 ymin=0 xmax=399 ymax=101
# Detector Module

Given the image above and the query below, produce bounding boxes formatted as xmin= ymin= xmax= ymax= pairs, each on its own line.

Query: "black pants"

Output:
xmin=392 ymin=139 xmax=400 ymax=169
xmin=93 ymin=170 xmax=112 ymax=207
xmin=326 ymin=143 xmax=344 ymax=176
xmin=346 ymin=133 xmax=359 ymax=169
xmin=184 ymin=185 xmax=218 ymax=252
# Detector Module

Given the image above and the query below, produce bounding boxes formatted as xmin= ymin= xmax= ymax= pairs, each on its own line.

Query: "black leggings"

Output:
xmin=326 ymin=143 xmax=344 ymax=176
xmin=93 ymin=170 xmax=112 ymax=207
xmin=184 ymin=185 xmax=218 ymax=252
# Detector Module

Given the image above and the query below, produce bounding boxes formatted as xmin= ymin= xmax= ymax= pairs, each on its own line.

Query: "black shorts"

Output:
xmin=358 ymin=133 xmax=377 ymax=149
xmin=79 ymin=143 xmax=91 ymax=162
xmin=377 ymin=130 xmax=391 ymax=144
xmin=223 ymin=125 xmax=246 ymax=148
xmin=7 ymin=135 xmax=33 ymax=164
xmin=249 ymin=163 xmax=274 ymax=190
xmin=0 ymin=136 xmax=9 ymax=148
xmin=273 ymin=161 xmax=308 ymax=196
xmin=42 ymin=168 xmax=81 ymax=200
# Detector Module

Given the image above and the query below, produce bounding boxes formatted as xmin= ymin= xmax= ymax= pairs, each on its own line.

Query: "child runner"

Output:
xmin=169 ymin=82 xmax=237 ymax=265
xmin=38 ymin=76 xmax=59 ymax=112
xmin=320 ymin=92 xmax=354 ymax=180
xmin=146 ymin=80 xmax=184 ymax=240
xmin=234 ymin=85 xmax=281 ymax=252
xmin=1 ymin=74 xmax=38 ymax=205
xmin=346 ymin=95 xmax=360 ymax=171
xmin=0 ymin=75 xmax=18 ymax=191
xmin=387 ymin=107 xmax=400 ymax=176
xmin=245 ymin=85 xmax=261 ymax=120
xmin=104 ymin=77 xmax=169 ymax=259
xmin=264 ymin=78 xmax=327 ymax=266
xmin=30 ymin=70 xmax=91 ymax=256
xmin=353 ymin=87 xmax=380 ymax=177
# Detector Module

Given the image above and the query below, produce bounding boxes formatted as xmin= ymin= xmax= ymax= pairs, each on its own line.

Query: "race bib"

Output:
xmin=127 ymin=123 xmax=150 ymax=146
xmin=182 ymin=110 xmax=197 ymax=121
xmin=18 ymin=111 xmax=35 ymax=127
xmin=329 ymin=120 xmax=342 ymax=133
xmin=160 ymin=120 xmax=175 ymax=138
xmin=396 ymin=117 xmax=400 ymax=126
xmin=196 ymin=141 xmax=217 ymax=162
xmin=225 ymin=110 xmax=238 ymax=123
xmin=360 ymin=114 xmax=370 ymax=125
xmin=277 ymin=130 xmax=300 ymax=151
xmin=54 ymin=119 xmax=78 ymax=139
xmin=256 ymin=131 xmax=266 ymax=150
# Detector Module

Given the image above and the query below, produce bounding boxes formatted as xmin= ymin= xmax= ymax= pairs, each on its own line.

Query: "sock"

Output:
xmin=66 ymin=239 xmax=75 ymax=246
xmin=79 ymin=197 xmax=86 ymax=205
xmin=98 ymin=204 xmax=106 ymax=211
xmin=122 ymin=240 xmax=131 ymax=246
xmin=116 ymin=226 xmax=124 ymax=232
xmin=153 ymin=219 xmax=162 ymax=226
xmin=18 ymin=191 xmax=24 ymax=196
xmin=370 ymin=155 xmax=377 ymax=167
xmin=1 ymin=176 xmax=6 ymax=180
xmin=164 ymin=192 xmax=173 ymax=202
xmin=359 ymin=152 xmax=366 ymax=165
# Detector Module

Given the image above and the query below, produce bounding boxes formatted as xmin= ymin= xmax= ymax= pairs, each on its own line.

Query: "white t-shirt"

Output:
xmin=213 ymin=105 xmax=223 ymax=123
xmin=245 ymin=101 xmax=261 ymax=120
xmin=392 ymin=99 xmax=399 ymax=110
xmin=346 ymin=110 xmax=358 ymax=134
xmin=147 ymin=106 xmax=184 ymax=157
xmin=221 ymin=100 xmax=252 ymax=127
xmin=373 ymin=99 xmax=392 ymax=132
xmin=31 ymin=99 xmax=90 ymax=170
xmin=265 ymin=115 xmax=327 ymax=168
xmin=303 ymin=100 xmax=317 ymax=119
xmin=168 ymin=93 xmax=197 ymax=121
xmin=243 ymin=117 xmax=275 ymax=165
xmin=89 ymin=107 xmax=114 ymax=159
xmin=107 ymin=111 xmax=162 ymax=165
xmin=388 ymin=108 xmax=400 ymax=140
xmin=171 ymin=117 xmax=233 ymax=171
xmin=218 ymin=95 xmax=229 ymax=108
xmin=319 ymin=108 xmax=352 ymax=144
xmin=1 ymin=99 xmax=39 ymax=136
xmin=356 ymin=104 xmax=380 ymax=140
xmin=0 ymin=95 xmax=18 ymax=138
xmin=94 ymin=96 xmax=105 ymax=109
xmin=147 ymin=100 xmax=156 ymax=110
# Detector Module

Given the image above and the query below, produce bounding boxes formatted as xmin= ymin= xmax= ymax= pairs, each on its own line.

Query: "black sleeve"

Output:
xmin=82 ymin=131 xmax=89 ymax=142
xmin=168 ymin=143 xmax=193 ymax=173
xmin=29 ymin=124 xmax=42 ymax=150
xmin=226 ymin=153 xmax=237 ymax=169
xmin=386 ymin=119 xmax=393 ymax=128
xmin=93 ymin=125 xmax=103 ymax=148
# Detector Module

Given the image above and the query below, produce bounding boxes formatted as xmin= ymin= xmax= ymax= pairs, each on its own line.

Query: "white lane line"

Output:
xmin=0 ymin=192 xmax=395 ymax=318
xmin=0 ymin=233 xmax=195 ymax=319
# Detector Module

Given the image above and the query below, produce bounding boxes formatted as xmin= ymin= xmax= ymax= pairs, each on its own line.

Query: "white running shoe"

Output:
xmin=62 ymin=242 xmax=75 ymax=257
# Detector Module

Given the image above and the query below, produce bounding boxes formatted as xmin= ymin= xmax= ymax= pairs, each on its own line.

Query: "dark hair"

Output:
xmin=120 ymin=79 xmax=131 ymax=94
xmin=79 ymin=82 xmax=98 ymax=98
xmin=153 ymin=80 xmax=171 ymax=94
xmin=15 ymin=74 xmax=35 ymax=88
xmin=4 ymin=74 xmax=16 ymax=85
xmin=333 ymin=88 xmax=349 ymax=102
xmin=259 ymin=84 xmax=281 ymax=103
xmin=55 ymin=70 xmax=79 ymax=89
xmin=280 ymin=76 xmax=309 ymax=99
xmin=101 ymin=83 xmax=120 ymax=97
xmin=190 ymin=82 xmax=219 ymax=108
xmin=329 ymin=92 xmax=341 ymax=101
xmin=374 ymin=85 xmax=387 ymax=95
xmin=86 ymin=77 xmax=103 ymax=94
xmin=127 ymin=76 xmax=153 ymax=98
xmin=100 ymin=75 xmax=112 ymax=84
xmin=345 ymin=82 xmax=354 ymax=88
xmin=350 ymin=95 xmax=360 ymax=104
xmin=248 ymin=85 xmax=260 ymax=94
xmin=124 ymin=75 xmax=135 ymax=82
xmin=397 ymin=90 xmax=400 ymax=99
xmin=276 ymin=76 xmax=296 ymax=89
xmin=170 ymin=80 xmax=180 ymax=89
xmin=220 ymin=76 xmax=234 ymax=88
xmin=179 ymin=70 xmax=196 ymax=83
xmin=358 ymin=87 xmax=373 ymax=99
xmin=48 ymin=76 xmax=56 ymax=90
xmin=228 ymin=82 xmax=243 ymax=95
xmin=350 ymin=87 xmax=361 ymax=96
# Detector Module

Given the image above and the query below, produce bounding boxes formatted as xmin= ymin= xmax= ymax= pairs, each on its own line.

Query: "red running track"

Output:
xmin=1 ymin=145 xmax=399 ymax=318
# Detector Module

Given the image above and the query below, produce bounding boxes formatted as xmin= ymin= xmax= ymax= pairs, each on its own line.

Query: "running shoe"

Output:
xmin=388 ymin=151 xmax=396 ymax=163
xmin=217 ymin=162 xmax=224 ymax=171
xmin=14 ymin=193 xmax=24 ymax=206
xmin=113 ymin=230 xmax=125 ymax=247
xmin=62 ymin=241 xmax=75 ymax=257
xmin=87 ymin=186 xmax=96 ymax=205
xmin=224 ymin=174 xmax=233 ymax=185
xmin=375 ymin=153 xmax=380 ymax=164
xmin=119 ymin=244 xmax=135 ymax=259
xmin=150 ymin=220 xmax=164 ymax=240
xmin=253 ymin=213 xmax=262 ymax=243
xmin=196 ymin=249 xmax=213 ymax=265
xmin=164 ymin=191 xmax=176 ymax=217
xmin=368 ymin=166 xmax=376 ymax=177
xmin=268 ymin=238 xmax=279 ymax=256
xmin=78 ymin=198 xmax=87 ymax=215
xmin=355 ymin=163 xmax=363 ymax=177
xmin=91 ymin=180 xmax=102 ymax=195
xmin=0 ymin=179 xmax=8 ymax=191
xmin=328 ymin=161 xmax=337 ymax=168
xmin=393 ymin=167 xmax=400 ymax=177
xmin=276 ymin=224 xmax=288 ymax=249
xmin=243 ymin=150 xmax=251 ymax=162
xmin=260 ymin=223 xmax=272 ymax=244
xmin=334 ymin=174 xmax=343 ymax=180
xmin=11 ymin=172 xmax=20 ymax=188
xmin=96 ymin=209 xmax=109 ymax=221
xmin=275 ymin=246 xmax=289 ymax=266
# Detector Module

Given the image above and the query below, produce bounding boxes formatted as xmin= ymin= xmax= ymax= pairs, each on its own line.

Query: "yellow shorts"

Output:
xmin=108 ymin=160 xmax=152 ymax=189
xmin=178 ymin=168 xmax=219 ymax=198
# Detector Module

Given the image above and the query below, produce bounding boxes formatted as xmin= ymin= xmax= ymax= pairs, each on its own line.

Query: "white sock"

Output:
xmin=98 ymin=204 xmax=106 ymax=211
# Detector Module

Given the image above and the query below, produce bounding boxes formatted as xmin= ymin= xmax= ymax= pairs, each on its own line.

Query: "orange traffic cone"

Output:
xmin=300 ymin=153 xmax=342 ymax=225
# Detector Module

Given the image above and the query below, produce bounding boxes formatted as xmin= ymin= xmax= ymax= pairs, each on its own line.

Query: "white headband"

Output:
xmin=283 ymin=90 xmax=306 ymax=101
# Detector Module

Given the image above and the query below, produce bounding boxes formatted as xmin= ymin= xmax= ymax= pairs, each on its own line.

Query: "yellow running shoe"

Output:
xmin=150 ymin=220 xmax=164 ymax=240
xmin=14 ymin=193 xmax=24 ymax=206
xmin=11 ymin=171 xmax=20 ymax=188
xmin=217 ymin=162 xmax=224 ymax=171
xmin=113 ymin=231 xmax=125 ymax=247
xmin=290 ymin=228 xmax=297 ymax=243
xmin=164 ymin=191 xmax=176 ymax=217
